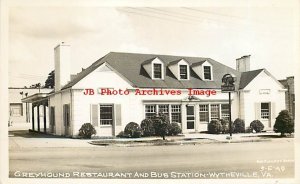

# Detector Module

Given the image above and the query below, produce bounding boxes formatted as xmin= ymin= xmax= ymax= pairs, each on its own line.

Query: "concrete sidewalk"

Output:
xmin=8 ymin=122 xmax=293 ymax=148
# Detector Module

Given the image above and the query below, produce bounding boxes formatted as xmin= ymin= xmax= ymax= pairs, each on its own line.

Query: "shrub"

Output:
xmin=124 ymin=122 xmax=142 ymax=138
xmin=233 ymin=118 xmax=245 ymax=133
xmin=78 ymin=123 xmax=96 ymax=139
xmin=219 ymin=119 xmax=231 ymax=134
xmin=153 ymin=113 xmax=170 ymax=140
xmin=167 ymin=123 xmax=182 ymax=136
xmin=250 ymin=120 xmax=264 ymax=133
xmin=208 ymin=120 xmax=222 ymax=134
xmin=274 ymin=110 xmax=294 ymax=136
xmin=140 ymin=119 xmax=155 ymax=137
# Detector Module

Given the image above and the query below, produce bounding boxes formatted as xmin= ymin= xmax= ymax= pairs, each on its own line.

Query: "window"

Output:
xmin=199 ymin=104 xmax=209 ymax=122
xmin=158 ymin=104 xmax=169 ymax=116
xmin=145 ymin=105 xmax=156 ymax=119
xmin=221 ymin=104 xmax=229 ymax=120
xmin=261 ymin=103 xmax=270 ymax=119
xmin=179 ymin=65 xmax=188 ymax=79
xmin=145 ymin=104 xmax=181 ymax=122
xmin=210 ymin=104 xmax=219 ymax=120
xmin=203 ymin=66 xmax=212 ymax=80
xmin=171 ymin=105 xmax=181 ymax=123
xmin=153 ymin=63 xmax=162 ymax=79
xmin=100 ymin=105 xmax=113 ymax=125
xmin=9 ymin=103 xmax=23 ymax=116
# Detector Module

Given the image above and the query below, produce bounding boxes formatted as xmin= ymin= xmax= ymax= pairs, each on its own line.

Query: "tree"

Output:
xmin=153 ymin=112 xmax=170 ymax=140
xmin=274 ymin=110 xmax=294 ymax=137
xmin=44 ymin=70 xmax=55 ymax=88
xmin=29 ymin=83 xmax=41 ymax=88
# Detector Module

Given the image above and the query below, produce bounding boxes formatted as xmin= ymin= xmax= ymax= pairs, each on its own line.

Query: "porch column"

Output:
xmin=43 ymin=105 xmax=47 ymax=133
xmin=32 ymin=105 xmax=35 ymax=131
xmin=37 ymin=105 xmax=40 ymax=132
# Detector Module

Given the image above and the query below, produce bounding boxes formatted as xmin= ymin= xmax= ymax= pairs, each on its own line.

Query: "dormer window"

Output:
xmin=203 ymin=66 xmax=212 ymax=80
xmin=142 ymin=57 xmax=164 ymax=80
xmin=191 ymin=60 xmax=213 ymax=81
xmin=153 ymin=63 xmax=162 ymax=79
xmin=168 ymin=59 xmax=190 ymax=80
xmin=179 ymin=65 xmax=188 ymax=79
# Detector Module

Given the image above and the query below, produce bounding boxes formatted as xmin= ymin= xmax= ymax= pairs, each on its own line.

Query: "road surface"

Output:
xmin=9 ymin=138 xmax=294 ymax=179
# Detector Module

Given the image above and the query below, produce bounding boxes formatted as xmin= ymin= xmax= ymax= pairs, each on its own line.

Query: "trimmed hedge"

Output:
xmin=208 ymin=120 xmax=222 ymax=134
xmin=233 ymin=118 xmax=245 ymax=133
xmin=250 ymin=120 xmax=264 ymax=133
xmin=167 ymin=123 xmax=182 ymax=136
xmin=78 ymin=123 xmax=96 ymax=139
xmin=140 ymin=119 xmax=155 ymax=137
xmin=124 ymin=122 xmax=142 ymax=138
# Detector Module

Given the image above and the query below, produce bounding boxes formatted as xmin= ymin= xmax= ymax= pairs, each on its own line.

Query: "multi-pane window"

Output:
xmin=210 ymin=104 xmax=220 ymax=120
xmin=203 ymin=66 xmax=212 ymax=80
xmin=100 ymin=105 xmax=113 ymax=125
xmin=158 ymin=104 xmax=169 ymax=116
xmin=179 ymin=65 xmax=188 ymax=79
xmin=171 ymin=105 xmax=181 ymax=123
xmin=145 ymin=104 xmax=181 ymax=122
xmin=153 ymin=63 xmax=162 ymax=79
xmin=261 ymin=103 xmax=270 ymax=119
xmin=221 ymin=104 xmax=230 ymax=120
xmin=145 ymin=105 xmax=156 ymax=119
xmin=199 ymin=104 xmax=209 ymax=122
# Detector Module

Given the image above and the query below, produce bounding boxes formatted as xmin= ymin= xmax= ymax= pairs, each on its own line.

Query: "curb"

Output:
xmin=89 ymin=138 xmax=273 ymax=147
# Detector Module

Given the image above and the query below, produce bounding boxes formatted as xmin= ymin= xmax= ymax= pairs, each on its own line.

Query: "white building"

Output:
xmin=22 ymin=43 xmax=286 ymax=137
xmin=9 ymin=88 xmax=52 ymax=126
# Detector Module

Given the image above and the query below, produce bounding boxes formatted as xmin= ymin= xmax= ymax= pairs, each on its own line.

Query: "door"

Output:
xmin=63 ymin=104 xmax=70 ymax=136
xmin=186 ymin=105 xmax=195 ymax=131
xmin=261 ymin=103 xmax=271 ymax=129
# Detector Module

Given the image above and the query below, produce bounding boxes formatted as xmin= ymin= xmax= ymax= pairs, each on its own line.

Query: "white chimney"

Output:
xmin=236 ymin=55 xmax=250 ymax=72
xmin=54 ymin=42 xmax=70 ymax=92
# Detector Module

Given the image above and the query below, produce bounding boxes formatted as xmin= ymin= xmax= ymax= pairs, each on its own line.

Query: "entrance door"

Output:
xmin=186 ymin=105 xmax=195 ymax=131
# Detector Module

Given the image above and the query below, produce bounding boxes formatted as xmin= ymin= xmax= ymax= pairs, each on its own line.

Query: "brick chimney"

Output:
xmin=236 ymin=55 xmax=250 ymax=72
xmin=54 ymin=42 xmax=70 ymax=92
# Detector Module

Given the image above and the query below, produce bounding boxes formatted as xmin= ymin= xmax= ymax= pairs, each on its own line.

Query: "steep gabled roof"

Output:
xmin=62 ymin=52 xmax=241 ymax=90
xmin=239 ymin=69 xmax=264 ymax=89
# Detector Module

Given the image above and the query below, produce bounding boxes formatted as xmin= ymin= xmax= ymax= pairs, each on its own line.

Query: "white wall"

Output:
xmin=49 ymin=89 xmax=71 ymax=136
xmin=69 ymin=63 xmax=238 ymax=136
xmin=240 ymin=71 xmax=286 ymax=130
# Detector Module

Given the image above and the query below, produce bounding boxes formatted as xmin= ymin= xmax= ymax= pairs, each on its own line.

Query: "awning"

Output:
xmin=21 ymin=93 xmax=49 ymax=106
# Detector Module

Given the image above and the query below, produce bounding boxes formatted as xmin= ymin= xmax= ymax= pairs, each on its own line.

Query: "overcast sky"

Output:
xmin=8 ymin=3 xmax=299 ymax=87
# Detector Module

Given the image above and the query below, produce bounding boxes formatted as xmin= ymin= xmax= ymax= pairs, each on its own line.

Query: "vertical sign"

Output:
xmin=221 ymin=74 xmax=235 ymax=137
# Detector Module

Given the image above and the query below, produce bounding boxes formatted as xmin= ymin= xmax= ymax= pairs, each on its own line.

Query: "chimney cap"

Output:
xmin=54 ymin=42 xmax=70 ymax=49
xmin=237 ymin=55 xmax=251 ymax=60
